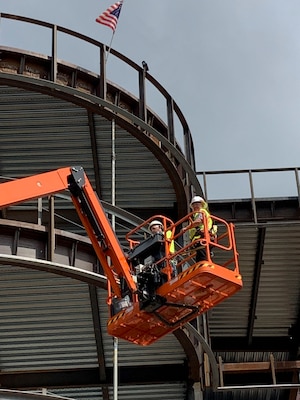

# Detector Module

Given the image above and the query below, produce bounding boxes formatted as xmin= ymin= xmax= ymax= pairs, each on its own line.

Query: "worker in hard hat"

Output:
xmin=149 ymin=219 xmax=177 ymax=277
xmin=149 ymin=219 xmax=164 ymax=235
xmin=148 ymin=219 xmax=165 ymax=268
xmin=188 ymin=196 xmax=217 ymax=262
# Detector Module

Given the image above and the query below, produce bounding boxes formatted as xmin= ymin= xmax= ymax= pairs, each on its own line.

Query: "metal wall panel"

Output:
xmin=0 ymin=265 xmax=98 ymax=371
xmin=254 ymin=224 xmax=300 ymax=337
xmin=52 ymin=383 xmax=187 ymax=400
xmin=0 ymin=86 xmax=177 ymax=215
xmin=209 ymin=225 xmax=258 ymax=337
xmin=0 ymin=86 xmax=94 ymax=178
xmin=94 ymin=115 xmax=176 ymax=209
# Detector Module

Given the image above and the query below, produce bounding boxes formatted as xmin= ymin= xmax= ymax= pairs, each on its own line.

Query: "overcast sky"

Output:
xmin=1 ymin=1 xmax=300 ymax=198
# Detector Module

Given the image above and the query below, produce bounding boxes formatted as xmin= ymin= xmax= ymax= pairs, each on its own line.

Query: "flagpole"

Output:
xmin=105 ymin=31 xmax=115 ymax=64
xmin=104 ymin=0 xmax=124 ymax=64
xmin=100 ymin=1 xmax=125 ymax=396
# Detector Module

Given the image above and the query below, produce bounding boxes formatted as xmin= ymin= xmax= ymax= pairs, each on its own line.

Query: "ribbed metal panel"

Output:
xmin=109 ymin=383 xmax=186 ymax=400
xmin=0 ymin=86 xmax=94 ymax=177
xmin=94 ymin=115 xmax=176 ymax=209
xmin=0 ymin=265 xmax=98 ymax=371
xmin=254 ymin=224 xmax=300 ymax=336
xmin=0 ymin=85 xmax=176 ymax=212
xmin=204 ymin=387 xmax=283 ymax=400
xmin=209 ymin=225 xmax=258 ymax=337
xmin=209 ymin=222 xmax=300 ymax=339
xmin=52 ymin=383 xmax=187 ymax=400
xmin=0 ymin=225 xmax=189 ymax=398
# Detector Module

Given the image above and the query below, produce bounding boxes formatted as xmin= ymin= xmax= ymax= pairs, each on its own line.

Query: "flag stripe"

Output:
xmin=96 ymin=1 xmax=123 ymax=32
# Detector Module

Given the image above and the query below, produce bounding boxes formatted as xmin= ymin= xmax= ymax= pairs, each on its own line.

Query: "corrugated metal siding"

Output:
xmin=208 ymin=223 xmax=300 ymax=340
xmin=204 ymin=388 xmax=283 ymax=400
xmin=0 ymin=262 xmax=187 ymax=396
xmin=254 ymin=224 xmax=300 ymax=337
xmin=0 ymin=86 xmax=94 ymax=177
xmin=51 ymin=383 xmax=187 ymax=400
xmin=0 ymin=217 xmax=190 ymax=399
xmin=0 ymin=265 xmax=98 ymax=371
xmin=93 ymin=115 xmax=176 ymax=209
xmin=0 ymin=85 xmax=177 ymax=214
xmin=209 ymin=225 xmax=258 ymax=337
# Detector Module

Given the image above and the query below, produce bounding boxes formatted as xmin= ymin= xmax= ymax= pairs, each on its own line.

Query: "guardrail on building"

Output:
xmin=197 ymin=167 xmax=300 ymax=224
xmin=0 ymin=13 xmax=196 ymax=170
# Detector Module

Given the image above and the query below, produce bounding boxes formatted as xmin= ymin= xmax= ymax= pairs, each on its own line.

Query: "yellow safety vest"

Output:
xmin=166 ymin=230 xmax=175 ymax=254
xmin=189 ymin=208 xmax=212 ymax=242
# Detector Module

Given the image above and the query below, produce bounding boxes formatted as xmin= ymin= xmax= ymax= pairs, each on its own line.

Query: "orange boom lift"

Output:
xmin=0 ymin=166 xmax=242 ymax=345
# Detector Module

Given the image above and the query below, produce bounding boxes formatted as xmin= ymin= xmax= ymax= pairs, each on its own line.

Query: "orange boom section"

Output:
xmin=0 ymin=166 xmax=137 ymax=298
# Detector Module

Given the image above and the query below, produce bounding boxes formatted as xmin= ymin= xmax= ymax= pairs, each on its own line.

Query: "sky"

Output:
xmin=1 ymin=1 xmax=300 ymax=199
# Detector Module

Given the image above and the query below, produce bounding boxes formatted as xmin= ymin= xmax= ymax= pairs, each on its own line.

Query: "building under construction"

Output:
xmin=0 ymin=14 xmax=299 ymax=400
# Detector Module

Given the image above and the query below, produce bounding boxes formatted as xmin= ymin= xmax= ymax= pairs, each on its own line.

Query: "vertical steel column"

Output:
xmin=202 ymin=172 xmax=208 ymax=200
xmin=295 ymin=168 xmax=300 ymax=207
xmin=138 ymin=68 xmax=147 ymax=121
xmin=51 ymin=25 xmax=57 ymax=82
xmin=111 ymin=118 xmax=118 ymax=400
xmin=248 ymin=170 xmax=258 ymax=224
xmin=167 ymin=95 xmax=175 ymax=144
xmin=183 ymin=126 xmax=192 ymax=166
xmin=47 ymin=195 xmax=55 ymax=261
xmin=113 ymin=337 xmax=118 ymax=400
xmin=37 ymin=198 xmax=42 ymax=225
xmin=99 ymin=44 xmax=106 ymax=99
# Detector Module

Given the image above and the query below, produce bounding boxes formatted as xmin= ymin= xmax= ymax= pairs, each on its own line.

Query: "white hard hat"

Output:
xmin=149 ymin=220 xmax=163 ymax=230
xmin=190 ymin=195 xmax=205 ymax=208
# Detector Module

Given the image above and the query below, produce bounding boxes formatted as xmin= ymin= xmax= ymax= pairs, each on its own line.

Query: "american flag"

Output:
xmin=96 ymin=1 xmax=123 ymax=32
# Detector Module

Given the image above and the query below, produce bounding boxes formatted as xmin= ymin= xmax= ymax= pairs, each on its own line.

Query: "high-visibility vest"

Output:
xmin=189 ymin=208 xmax=212 ymax=242
xmin=166 ymin=230 xmax=175 ymax=254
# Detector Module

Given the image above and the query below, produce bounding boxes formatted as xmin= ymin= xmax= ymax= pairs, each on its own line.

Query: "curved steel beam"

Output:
xmin=183 ymin=323 xmax=219 ymax=392
xmin=0 ymin=254 xmax=107 ymax=288
xmin=0 ymin=389 xmax=65 ymax=400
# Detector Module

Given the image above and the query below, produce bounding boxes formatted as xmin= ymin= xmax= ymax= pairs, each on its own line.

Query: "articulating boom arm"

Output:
xmin=0 ymin=166 xmax=243 ymax=346
xmin=0 ymin=166 xmax=137 ymax=298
